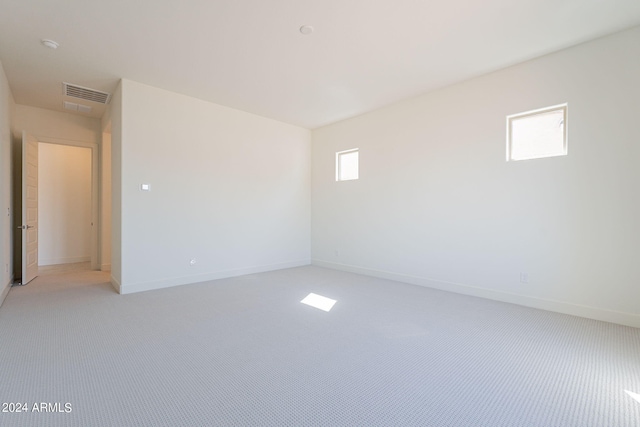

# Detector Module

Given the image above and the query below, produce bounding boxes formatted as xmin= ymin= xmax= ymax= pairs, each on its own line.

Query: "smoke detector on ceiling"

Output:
xmin=41 ymin=39 xmax=59 ymax=49
xmin=299 ymin=25 xmax=314 ymax=35
xmin=63 ymin=82 xmax=111 ymax=104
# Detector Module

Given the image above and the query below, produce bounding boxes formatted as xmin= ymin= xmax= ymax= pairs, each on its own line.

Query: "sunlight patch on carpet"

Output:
xmin=301 ymin=293 xmax=336 ymax=312
xmin=625 ymin=390 xmax=640 ymax=404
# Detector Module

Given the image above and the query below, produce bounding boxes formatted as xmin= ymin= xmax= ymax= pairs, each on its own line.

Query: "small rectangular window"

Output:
xmin=507 ymin=104 xmax=567 ymax=161
xmin=336 ymin=149 xmax=359 ymax=181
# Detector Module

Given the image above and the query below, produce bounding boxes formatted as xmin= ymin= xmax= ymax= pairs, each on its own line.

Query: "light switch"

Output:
xmin=140 ymin=184 xmax=151 ymax=191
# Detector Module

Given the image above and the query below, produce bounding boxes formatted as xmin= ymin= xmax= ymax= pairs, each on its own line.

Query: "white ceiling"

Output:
xmin=0 ymin=0 xmax=639 ymax=129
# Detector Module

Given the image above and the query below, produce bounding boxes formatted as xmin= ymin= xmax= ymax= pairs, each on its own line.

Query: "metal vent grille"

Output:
xmin=63 ymin=82 xmax=111 ymax=104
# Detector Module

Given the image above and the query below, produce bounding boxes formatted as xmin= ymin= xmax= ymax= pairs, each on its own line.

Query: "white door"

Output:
xmin=21 ymin=131 xmax=38 ymax=284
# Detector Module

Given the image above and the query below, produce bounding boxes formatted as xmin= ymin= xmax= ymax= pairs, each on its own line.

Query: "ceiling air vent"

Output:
xmin=63 ymin=101 xmax=92 ymax=113
xmin=63 ymin=82 xmax=111 ymax=104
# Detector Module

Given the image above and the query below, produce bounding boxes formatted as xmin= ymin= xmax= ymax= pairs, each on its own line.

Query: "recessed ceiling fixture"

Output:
xmin=299 ymin=25 xmax=314 ymax=35
xmin=41 ymin=39 xmax=59 ymax=49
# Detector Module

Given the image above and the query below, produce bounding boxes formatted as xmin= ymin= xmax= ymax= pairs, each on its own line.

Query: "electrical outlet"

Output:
xmin=520 ymin=272 xmax=529 ymax=284
xmin=189 ymin=259 xmax=196 ymax=266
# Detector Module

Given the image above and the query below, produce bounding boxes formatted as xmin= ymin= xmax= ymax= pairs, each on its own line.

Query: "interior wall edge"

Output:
xmin=0 ymin=280 xmax=10 ymax=308
xmin=312 ymin=259 xmax=640 ymax=329
xmin=119 ymin=259 xmax=311 ymax=295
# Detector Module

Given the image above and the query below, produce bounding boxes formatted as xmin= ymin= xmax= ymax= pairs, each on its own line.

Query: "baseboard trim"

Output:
xmin=312 ymin=259 xmax=640 ymax=329
xmin=110 ymin=275 xmax=121 ymax=294
xmin=119 ymin=259 xmax=311 ymax=295
xmin=0 ymin=278 xmax=11 ymax=308
xmin=39 ymin=256 xmax=91 ymax=266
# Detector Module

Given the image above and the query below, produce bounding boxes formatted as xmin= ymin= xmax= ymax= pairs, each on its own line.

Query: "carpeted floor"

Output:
xmin=0 ymin=266 xmax=639 ymax=426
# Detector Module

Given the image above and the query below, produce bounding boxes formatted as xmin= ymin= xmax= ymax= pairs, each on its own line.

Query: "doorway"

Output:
xmin=38 ymin=142 xmax=92 ymax=271
xmin=13 ymin=136 xmax=100 ymax=280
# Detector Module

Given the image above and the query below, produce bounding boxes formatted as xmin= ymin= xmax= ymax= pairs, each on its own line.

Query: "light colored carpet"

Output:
xmin=0 ymin=266 xmax=639 ymax=426
xmin=37 ymin=262 xmax=92 ymax=276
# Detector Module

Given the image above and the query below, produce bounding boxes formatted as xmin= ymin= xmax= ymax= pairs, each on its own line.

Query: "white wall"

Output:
xmin=115 ymin=79 xmax=310 ymax=293
xmin=12 ymin=105 xmax=101 ymax=144
xmin=0 ymin=60 xmax=15 ymax=306
xmin=38 ymin=143 xmax=92 ymax=266
xmin=312 ymin=27 xmax=640 ymax=327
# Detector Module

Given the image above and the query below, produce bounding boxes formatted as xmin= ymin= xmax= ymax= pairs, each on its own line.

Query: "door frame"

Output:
xmin=21 ymin=131 xmax=39 ymax=284
xmin=36 ymin=136 xmax=99 ymax=270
